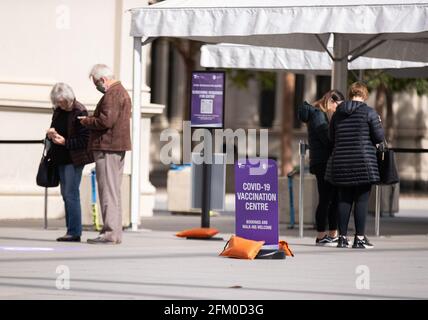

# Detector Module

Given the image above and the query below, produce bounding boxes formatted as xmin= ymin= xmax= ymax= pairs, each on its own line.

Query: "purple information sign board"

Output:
xmin=235 ymin=159 xmax=279 ymax=247
xmin=190 ymin=71 xmax=225 ymax=128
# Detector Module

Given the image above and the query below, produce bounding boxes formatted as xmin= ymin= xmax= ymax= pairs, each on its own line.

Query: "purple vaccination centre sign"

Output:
xmin=190 ymin=71 xmax=225 ymax=128
xmin=235 ymin=159 xmax=279 ymax=247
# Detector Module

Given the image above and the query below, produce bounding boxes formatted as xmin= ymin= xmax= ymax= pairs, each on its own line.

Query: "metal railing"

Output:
xmin=0 ymin=139 xmax=48 ymax=229
xmin=0 ymin=140 xmax=44 ymax=144
xmin=298 ymin=141 xmax=428 ymax=238
xmin=375 ymin=147 xmax=428 ymax=236
xmin=2 ymin=139 xmax=427 ymax=233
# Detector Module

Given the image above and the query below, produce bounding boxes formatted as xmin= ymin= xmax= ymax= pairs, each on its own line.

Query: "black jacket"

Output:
xmin=297 ymin=101 xmax=331 ymax=174
xmin=50 ymin=100 xmax=94 ymax=167
xmin=325 ymin=100 xmax=385 ymax=186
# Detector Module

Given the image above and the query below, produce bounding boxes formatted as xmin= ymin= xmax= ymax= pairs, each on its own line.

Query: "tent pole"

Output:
xmin=331 ymin=33 xmax=349 ymax=95
xmin=298 ymin=141 xmax=306 ymax=238
xmin=375 ymin=185 xmax=381 ymax=237
xmin=131 ymin=36 xmax=142 ymax=231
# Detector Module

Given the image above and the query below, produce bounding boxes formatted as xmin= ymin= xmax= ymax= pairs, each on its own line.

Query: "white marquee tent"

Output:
xmin=128 ymin=0 xmax=428 ymax=229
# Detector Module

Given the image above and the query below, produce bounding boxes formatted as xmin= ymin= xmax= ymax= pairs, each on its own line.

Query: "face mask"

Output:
xmin=96 ymin=81 xmax=106 ymax=94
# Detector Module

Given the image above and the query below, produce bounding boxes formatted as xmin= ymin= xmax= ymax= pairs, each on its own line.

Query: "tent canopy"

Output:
xmin=127 ymin=0 xmax=428 ymax=230
xmin=131 ymin=0 xmax=428 ymax=36
xmin=200 ymin=43 xmax=428 ymax=73
xmin=130 ymin=0 xmax=428 ymax=62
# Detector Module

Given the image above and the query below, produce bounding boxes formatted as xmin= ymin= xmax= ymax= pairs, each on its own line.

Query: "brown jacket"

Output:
xmin=50 ymin=100 xmax=94 ymax=167
xmin=83 ymin=81 xmax=132 ymax=152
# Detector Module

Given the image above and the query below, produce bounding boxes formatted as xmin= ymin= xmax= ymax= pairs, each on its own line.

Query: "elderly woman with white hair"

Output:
xmin=47 ymin=83 xmax=93 ymax=242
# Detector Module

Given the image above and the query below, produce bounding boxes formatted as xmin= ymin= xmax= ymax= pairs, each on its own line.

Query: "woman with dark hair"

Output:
xmin=298 ymin=89 xmax=345 ymax=246
xmin=325 ymin=82 xmax=384 ymax=249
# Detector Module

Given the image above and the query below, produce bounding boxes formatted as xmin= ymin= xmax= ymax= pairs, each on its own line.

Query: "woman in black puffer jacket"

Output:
xmin=298 ymin=90 xmax=344 ymax=246
xmin=325 ymin=82 xmax=384 ymax=249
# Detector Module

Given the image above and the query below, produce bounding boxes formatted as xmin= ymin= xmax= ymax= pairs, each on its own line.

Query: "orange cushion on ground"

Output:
xmin=279 ymin=240 xmax=294 ymax=257
xmin=175 ymin=227 xmax=219 ymax=238
xmin=220 ymin=235 xmax=265 ymax=260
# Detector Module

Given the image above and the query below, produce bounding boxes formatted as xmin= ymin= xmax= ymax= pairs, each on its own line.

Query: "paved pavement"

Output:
xmin=0 ymin=226 xmax=427 ymax=300
xmin=3 ymin=206 xmax=428 ymax=238
xmin=1 ymin=193 xmax=427 ymax=300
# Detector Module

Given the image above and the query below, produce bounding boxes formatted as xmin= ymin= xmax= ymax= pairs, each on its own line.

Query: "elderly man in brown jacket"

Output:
xmin=80 ymin=64 xmax=131 ymax=244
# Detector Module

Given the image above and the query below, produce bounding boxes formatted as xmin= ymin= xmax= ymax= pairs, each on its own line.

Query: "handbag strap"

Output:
xmin=222 ymin=240 xmax=230 ymax=251
xmin=219 ymin=240 xmax=231 ymax=255
xmin=42 ymin=138 xmax=47 ymax=157
xmin=378 ymin=138 xmax=389 ymax=154
xmin=383 ymin=138 xmax=389 ymax=148
xmin=42 ymin=136 xmax=52 ymax=157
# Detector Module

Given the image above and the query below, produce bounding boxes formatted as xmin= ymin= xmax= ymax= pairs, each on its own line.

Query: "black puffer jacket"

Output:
xmin=325 ymin=100 xmax=385 ymax=186
xmin=297 ymin=101 xmax=331 ymax=174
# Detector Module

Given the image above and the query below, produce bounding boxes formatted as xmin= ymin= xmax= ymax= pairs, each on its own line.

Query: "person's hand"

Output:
xmin=52 ymin=133 xmax=65 ymax=146
xmin=46 ymin=128 xmax=57 ymax=139
xmin=78 ymin=116 xmax=88 ymax=125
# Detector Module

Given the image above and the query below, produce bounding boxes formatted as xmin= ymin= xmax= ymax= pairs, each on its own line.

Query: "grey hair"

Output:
xmin=89 ymin=64 xmax=114 ymax=81
xmin=50 ymin=82 xmax=75 ymax=106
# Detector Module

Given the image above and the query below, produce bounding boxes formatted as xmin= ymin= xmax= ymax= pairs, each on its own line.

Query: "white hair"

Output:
xmin=89 ymin=64 xmax=115 ymax=81
xmin=50 ymin=82 xmax=75 ymax=106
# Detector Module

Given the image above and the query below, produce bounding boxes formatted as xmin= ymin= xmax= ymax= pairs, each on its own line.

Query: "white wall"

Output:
xmin=0 ymin=0 xmax=118 ymax=107
xmin=394 ymin=91 xmax=428 ymax=182
xmin=0 ymin=0 xmax=153 ymax=220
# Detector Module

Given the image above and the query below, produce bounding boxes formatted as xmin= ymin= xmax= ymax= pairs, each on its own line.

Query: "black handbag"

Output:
xmin=36 ymin=138 xmax=60 ymax=187
xmin=377 ymin=140 xmax=399 ymax=185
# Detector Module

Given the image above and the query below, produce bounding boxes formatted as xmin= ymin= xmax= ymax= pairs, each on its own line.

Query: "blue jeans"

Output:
xmin=58 ymin=164 xmax=84 ymax=236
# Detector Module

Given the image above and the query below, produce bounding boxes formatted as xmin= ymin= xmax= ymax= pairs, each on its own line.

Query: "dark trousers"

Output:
xmin=337 ymin=185 xmax=372 ymax=236
xmin=315 ymin=172 xmax=338 ymax=232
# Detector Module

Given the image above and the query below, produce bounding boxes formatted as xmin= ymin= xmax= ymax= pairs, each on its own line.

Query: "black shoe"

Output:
xmin=316 ymin=235 xmax=337 ymax=247
xmin=337 ymin=235 xmax=350 ymax=248
xmin=56 ymin=235 xmax=81 ymax=242
xmin=352 ymin=235 xmax=374 ymax=249
xmin=87 ymin=236 xmax=117 ymax=245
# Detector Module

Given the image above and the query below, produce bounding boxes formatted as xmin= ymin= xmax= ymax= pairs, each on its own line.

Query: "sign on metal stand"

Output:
xmin=190 ymin=71 xmax=225 ymax=233
xmin=235 ymin=158 xmax=284 ymax=259
xmin=190 ymin=71 xmax=225 ymax=129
